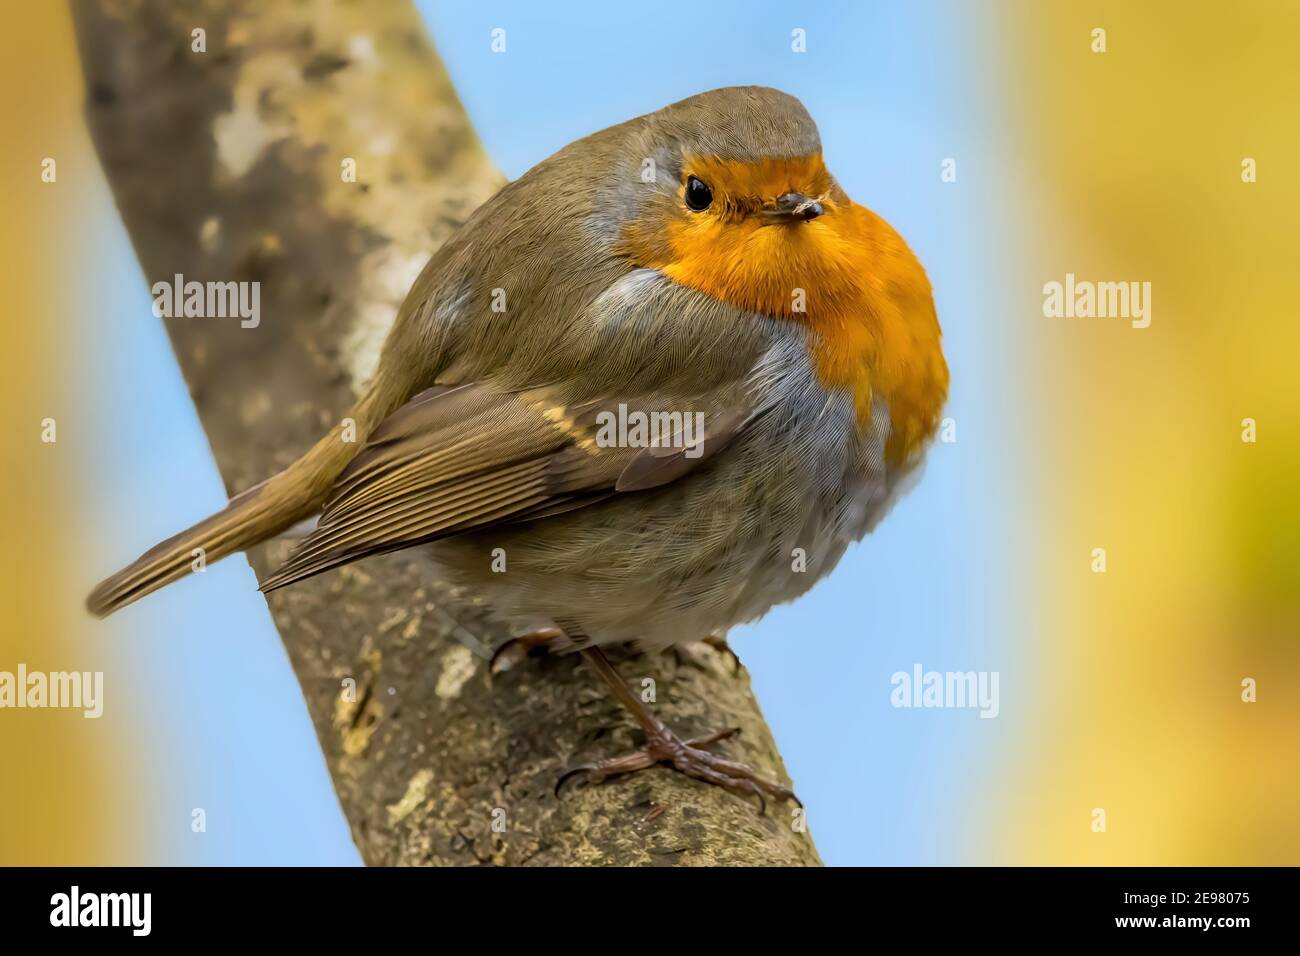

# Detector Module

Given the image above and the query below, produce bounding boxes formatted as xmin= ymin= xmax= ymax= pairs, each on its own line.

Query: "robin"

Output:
xmin=88 ymin=86 xmax=948 ymax=808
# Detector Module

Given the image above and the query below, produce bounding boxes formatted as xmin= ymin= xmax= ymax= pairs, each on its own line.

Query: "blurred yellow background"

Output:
xmin=998 ymin=0 xmax=1299 ymax=863
xmin=0 ymin=0 xmax=133 ymax=864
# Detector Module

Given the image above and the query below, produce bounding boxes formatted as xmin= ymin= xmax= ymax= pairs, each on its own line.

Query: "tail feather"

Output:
xmin=85 ymin=375 xmax=408 ymax=618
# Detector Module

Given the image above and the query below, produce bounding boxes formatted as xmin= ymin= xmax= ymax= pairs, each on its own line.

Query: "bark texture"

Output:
xmin=72 ymin=0 xmax=820 ymax=866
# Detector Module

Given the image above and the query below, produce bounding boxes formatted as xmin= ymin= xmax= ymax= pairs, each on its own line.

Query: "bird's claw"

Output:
xmin=555 ymin=724 xmax=799 ymax=815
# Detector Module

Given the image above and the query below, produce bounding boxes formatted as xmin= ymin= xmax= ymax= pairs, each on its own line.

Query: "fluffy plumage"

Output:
xmin=88 ymin=85 xmax=948 ymax=652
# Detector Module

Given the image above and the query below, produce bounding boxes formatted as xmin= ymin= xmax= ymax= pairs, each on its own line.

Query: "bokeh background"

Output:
xmin=2 ymin=0 xmax=1295 ymax=865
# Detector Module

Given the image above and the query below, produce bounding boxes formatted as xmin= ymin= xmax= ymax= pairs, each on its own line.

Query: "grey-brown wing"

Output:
xmin=258 ymin=380 xmax=760 ymax=592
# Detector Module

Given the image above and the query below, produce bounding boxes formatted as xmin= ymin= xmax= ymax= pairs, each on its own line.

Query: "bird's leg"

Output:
xmin=558 ymin=646 xmax=799 ymax=813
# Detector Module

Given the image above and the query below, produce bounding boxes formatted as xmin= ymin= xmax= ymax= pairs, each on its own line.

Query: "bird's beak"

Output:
xmin=762 ymin=192 xmax=825 ymax=224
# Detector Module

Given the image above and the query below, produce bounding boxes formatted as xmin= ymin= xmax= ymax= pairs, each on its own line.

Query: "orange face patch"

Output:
xmin=677 ymin=153 xmax=833 ymax=222
xmin=621 ymin=154 xmax=949 ymax=466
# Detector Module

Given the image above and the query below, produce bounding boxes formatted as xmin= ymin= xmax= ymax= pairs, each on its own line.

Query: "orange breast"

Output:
xmin=624 ymin=178 xmax=948 ymax=467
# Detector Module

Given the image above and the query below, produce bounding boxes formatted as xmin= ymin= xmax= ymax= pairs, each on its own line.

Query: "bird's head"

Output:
xmin=617 ymin=87 xmax=836 ymax=314
xmin=614 ymin=87 xmax=948 ymax=463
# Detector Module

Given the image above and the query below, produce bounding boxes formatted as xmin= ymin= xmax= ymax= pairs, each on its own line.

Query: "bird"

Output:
xmin=87 ymin=86 xmax=948 ymax=809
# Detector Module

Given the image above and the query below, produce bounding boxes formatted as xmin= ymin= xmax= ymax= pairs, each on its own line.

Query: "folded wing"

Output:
xmin=258 ymin=379 xmax=761 ymax=592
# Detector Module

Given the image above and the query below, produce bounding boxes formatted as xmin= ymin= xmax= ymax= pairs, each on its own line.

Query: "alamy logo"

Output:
xmin=50 ymin=886 xmax=151 ymax=936
xmin=152 ymin=273 xmax=261 ymax=328
xmin=0 ymin=664 xmax=102 ymax=718
xmin=594 ymin=404 xmax=705 ymax=457
xmin=890 ymin=663 xmax=1000 ymax=719
xmin=1042 ymin=273 xmax=1151 ymax=329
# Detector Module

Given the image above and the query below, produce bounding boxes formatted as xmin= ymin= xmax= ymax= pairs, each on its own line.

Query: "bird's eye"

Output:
xmin=684 ymin=175 xmax=713 ymax=211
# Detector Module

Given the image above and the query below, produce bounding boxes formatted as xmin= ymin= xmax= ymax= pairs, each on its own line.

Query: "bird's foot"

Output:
xmin=557 ymin=723 xmax=800 ymax=814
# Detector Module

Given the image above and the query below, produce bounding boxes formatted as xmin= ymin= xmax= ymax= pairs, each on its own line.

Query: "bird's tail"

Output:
xmin=85 ymin=373 xmax=410 ymax=618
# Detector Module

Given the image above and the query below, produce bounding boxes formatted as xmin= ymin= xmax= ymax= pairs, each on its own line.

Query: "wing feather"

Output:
xmin=259 ymin=378 xmax=762 ymax=593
